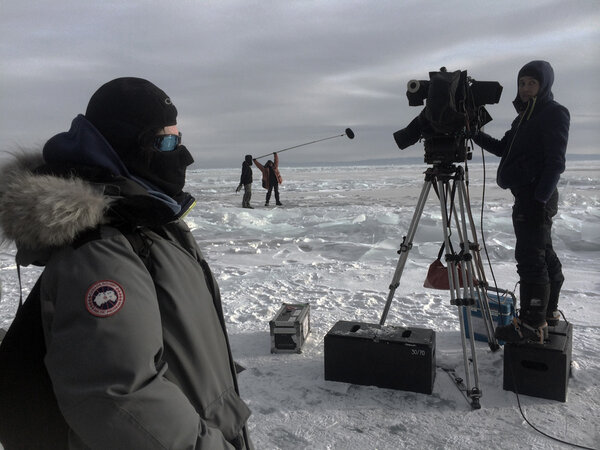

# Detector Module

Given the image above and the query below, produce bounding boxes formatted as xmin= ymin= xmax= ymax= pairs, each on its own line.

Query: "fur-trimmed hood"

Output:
xmin=0 ymin=149 xmax=193 ymax=267
xmin=1 ymin=116 xmax=195 ymax=266
xmin=0 ymin=151 xmax=111 ymax=252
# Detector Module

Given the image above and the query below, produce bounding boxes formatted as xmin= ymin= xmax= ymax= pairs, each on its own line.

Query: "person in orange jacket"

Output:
xmin=253 ymin=152 xmax=283 ymax=206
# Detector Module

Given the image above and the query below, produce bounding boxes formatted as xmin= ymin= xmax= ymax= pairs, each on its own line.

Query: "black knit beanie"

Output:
xmin=85 ymin=77 xmax=178 ymax=157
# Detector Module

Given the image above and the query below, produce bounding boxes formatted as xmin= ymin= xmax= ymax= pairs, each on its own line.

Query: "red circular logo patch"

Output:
xmin=85 ymin=280 xmax=125 ymax=317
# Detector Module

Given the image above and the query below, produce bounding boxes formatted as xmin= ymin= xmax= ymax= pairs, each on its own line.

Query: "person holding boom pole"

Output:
xmin=254 ymin=152 xmax=283 ymax=206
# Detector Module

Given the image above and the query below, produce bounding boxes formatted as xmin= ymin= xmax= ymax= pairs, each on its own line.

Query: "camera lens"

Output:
xmin=407 ymin=80 xmax=421 ymax=93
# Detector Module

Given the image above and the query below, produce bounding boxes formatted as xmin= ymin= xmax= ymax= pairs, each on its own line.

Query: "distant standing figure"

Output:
xmin=236 ymin=154 xmax=254 ymax=208
xmin=254 ymin=152 xmax=283 ymax=206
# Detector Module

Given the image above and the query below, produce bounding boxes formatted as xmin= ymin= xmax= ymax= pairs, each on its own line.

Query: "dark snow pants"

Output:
xmin=266 ymin=183 xmax=280 ymax=204
xmin=512 ymin=188 xmax=563 ymax=285
xmin=243 ymin=183 xmax=252 ymax=207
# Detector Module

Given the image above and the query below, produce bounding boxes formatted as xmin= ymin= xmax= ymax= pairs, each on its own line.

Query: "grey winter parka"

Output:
xmin=0 ymin=149 xmax=252 ymax=449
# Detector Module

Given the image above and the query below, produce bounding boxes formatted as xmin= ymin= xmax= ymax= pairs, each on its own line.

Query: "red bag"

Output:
xmin=423 ymin=243 xmax=467 ymax=290
xmin=423 ymin=258 xmax=454 ymax=290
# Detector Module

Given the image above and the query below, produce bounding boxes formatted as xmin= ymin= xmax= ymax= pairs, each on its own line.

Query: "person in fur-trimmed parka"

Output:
xmin=474 ymin=60 xmax=570 ymax=344
xmin=0 ymin=78 xmax=252 ymax=449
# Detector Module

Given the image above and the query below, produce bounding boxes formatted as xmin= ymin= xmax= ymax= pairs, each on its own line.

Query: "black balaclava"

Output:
xmin=85 ymin=77 xmax=194 ymax=197
xmin=245 ymin=154 xmax=253 ymax=166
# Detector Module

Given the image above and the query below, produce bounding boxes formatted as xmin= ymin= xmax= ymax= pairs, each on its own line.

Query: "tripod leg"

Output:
xmin=379 ymin=179 xmax=433 ymax=325
xmin=438 ymin=175 xmax=482 ymax=409
xmin=455 ymin=177 xmax=483 ymax=397
xmin=456 ymin=175 xmax=500 ymax=351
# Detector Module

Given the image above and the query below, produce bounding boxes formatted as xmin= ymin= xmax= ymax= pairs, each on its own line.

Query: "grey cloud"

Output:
xmin=1 ymin=0 xmax=598 ymax=168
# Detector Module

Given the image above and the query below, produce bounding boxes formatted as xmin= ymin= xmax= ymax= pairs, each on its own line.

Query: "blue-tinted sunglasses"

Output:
xmin=154 ymin=132 xmax=182 ymax=152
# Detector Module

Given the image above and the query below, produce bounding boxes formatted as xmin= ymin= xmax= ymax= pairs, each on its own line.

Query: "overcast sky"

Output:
xmin=1 ymin=0 xmax=598 ymax=168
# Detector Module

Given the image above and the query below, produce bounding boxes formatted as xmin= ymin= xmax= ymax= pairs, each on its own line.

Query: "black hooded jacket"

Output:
xmin=474 ymin=60 xmax=570 ymax=203
xmin=239 ymin=157 xmax=253 ymax=185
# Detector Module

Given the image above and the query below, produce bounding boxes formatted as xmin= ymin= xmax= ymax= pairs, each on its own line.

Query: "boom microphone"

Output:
xmin=254 ymin=128 xmax=355 ymax=160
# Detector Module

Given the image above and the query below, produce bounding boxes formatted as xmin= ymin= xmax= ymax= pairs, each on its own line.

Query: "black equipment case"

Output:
xmin=503 ymin=321 xmax=573 ymax=402
xmin=324 ymin=320 xmax=436 ymax=394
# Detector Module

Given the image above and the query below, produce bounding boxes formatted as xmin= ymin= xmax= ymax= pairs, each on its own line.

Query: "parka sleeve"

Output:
xmin=473 ymin=130 xmax=508 ymax=157
xmin=273 ymin=153 xmax=282 ymax=184
xmin=41 ymin=233 xmax=236 ymax=450
xmin=239 ymin=164 xmax=246 ymax=184
xmin=253 ymin=159 xmax=264 ymax=172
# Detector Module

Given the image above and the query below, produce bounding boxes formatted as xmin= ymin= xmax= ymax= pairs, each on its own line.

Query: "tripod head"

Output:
xmin=423 ymin=163 xmax=466 ymax=183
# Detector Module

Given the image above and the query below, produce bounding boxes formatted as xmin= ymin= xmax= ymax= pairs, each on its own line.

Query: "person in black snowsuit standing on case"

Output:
xmin=473 ymin=60 xmax=570 ymax=344
xmin=254 ymin=152 xmax=283 ymax=206
xmin=236 ymin=155 xmax=254 ymax=208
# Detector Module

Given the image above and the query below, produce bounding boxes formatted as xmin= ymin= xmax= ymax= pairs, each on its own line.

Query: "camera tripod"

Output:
xmin=380 ymin=163 xmax=499 ymax=409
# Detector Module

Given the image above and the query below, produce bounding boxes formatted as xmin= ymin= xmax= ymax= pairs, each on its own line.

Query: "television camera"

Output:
xmin=393 ymin=67 xmax=503 ymax=166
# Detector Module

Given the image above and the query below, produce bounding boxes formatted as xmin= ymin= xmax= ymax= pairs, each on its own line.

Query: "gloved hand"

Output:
xmin=236 ymin=184 xmax=242 ymax=193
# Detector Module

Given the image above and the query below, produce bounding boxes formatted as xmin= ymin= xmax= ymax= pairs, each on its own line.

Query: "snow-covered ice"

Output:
xmin=1 ymin=160 xmax=599 ymax=449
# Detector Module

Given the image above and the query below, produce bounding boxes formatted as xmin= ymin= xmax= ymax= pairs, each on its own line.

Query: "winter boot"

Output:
xmin=494 ymin=282 xmax=550 ymax=344
xmin=276 ymin=201 xmax=283 ymax=206
xmin=495 ymin=317 xmax=548 ymax=345
xmin=546 ymin=277 xmax=564 ymax=326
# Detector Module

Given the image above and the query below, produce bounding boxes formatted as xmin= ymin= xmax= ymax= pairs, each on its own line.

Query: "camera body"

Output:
xmin=394 ymin=67 xmax=502 ymax=166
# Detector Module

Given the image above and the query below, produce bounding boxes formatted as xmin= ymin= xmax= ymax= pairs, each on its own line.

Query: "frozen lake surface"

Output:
xmin=1 ymin=160 xmax=599 ymax=449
